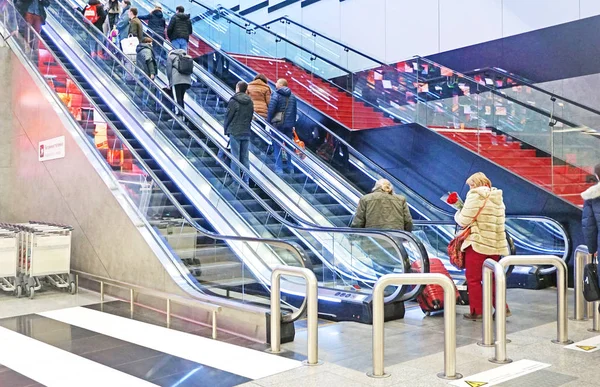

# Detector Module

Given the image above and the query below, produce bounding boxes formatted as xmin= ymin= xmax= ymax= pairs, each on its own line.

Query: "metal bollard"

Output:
xmin=270 ymin=266 xmax=321 ymax=366
xmin=369 ymin=273 xmax=462 ymax=380
xmin=572 ymin=246 xmax=593 ymax=321
xmin=481 ymin=255 xmax=573 ymax=364
xmin=482 ymin=259 xmax=511 ymax=363
xmin=590 ymin=302 xmax=600 ymax=333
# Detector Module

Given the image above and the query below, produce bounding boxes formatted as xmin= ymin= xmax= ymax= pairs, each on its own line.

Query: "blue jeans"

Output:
xmin=230 ymin=136 xmax=250 ymax=184
xmin=272 ymin=127 xmax=294 ymax=172
xmin=171 ymin=38 xmax=188 ymax=52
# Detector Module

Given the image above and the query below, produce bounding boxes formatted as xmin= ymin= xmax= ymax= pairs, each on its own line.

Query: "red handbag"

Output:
xmin=448 ymin=195 xmax=489 ymax=269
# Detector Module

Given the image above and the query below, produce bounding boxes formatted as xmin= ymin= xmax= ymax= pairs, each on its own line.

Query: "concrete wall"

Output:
xmin=0 ymin=46 xmax=178 ymax=294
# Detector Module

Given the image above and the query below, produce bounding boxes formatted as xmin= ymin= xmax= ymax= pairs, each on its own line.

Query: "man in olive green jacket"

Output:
xmin=351 ymin=179 xmax=413 ymax=232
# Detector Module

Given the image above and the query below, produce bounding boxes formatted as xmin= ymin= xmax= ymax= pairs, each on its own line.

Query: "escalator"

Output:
xmin=127 ymin=0 xmax=572 ymax=287
xmin=42 ymin=0 xmax=432 ymax=323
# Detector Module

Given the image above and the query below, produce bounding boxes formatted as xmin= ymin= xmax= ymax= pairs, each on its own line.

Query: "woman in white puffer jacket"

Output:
xmin=454 ymin=172 xmax=510 ymax=321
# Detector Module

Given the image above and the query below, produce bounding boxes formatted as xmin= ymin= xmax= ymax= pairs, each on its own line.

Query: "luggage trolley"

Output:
xmin=0 ymin=224 xmax=22 ymax=297
xmin=18 ymin=222 xmax=75 ymax=299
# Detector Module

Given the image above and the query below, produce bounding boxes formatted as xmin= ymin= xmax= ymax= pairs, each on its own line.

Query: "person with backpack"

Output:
xmin=224 ymin=81 xmax=254 ymax=185
xmin=166 ymin=5 xmax=192 ymax=52
xmin=82 ymin=0 xmax=107 ymax=58
xmin=582 ymin=164 xmax=600 ymax=259
xmin=136 ymin=37 xmax=158 ymax=108
xmin=128 ymin=7 xmax=143 ymax=42
xmin=166 ymin=48 xmax=193 ymax=116
xmin=267 ymin=78 xmax=297 ymax=174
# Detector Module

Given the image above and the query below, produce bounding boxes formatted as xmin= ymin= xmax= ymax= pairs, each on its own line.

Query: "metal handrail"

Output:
xmin=269 ymin=266 xmax=321 ymax=366
xmin=29 ymin=6 xmax=312 ymax=322
xmin=369 ymin=273 xmax=462 ymax=380
xmin=74 ymin=270 xmax=222 ymax=338
xmin=470 ymin=67 xmax=600 ymax=116
xmin=481 ymin=255 xmax=572 ymax=364
xmin=262 ymin=16 xmax=387 ymax=68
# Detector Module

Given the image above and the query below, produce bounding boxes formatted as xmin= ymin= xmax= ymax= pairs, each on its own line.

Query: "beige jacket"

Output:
xmin=454 ymin=186 xmax=509 ymax=256
xmin=247 ymin=79 xmax=271 ymax=118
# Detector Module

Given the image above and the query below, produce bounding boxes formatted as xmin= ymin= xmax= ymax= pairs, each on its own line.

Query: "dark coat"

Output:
xmin=82 ymin=0 xmax=106 ymax=31
xmin=351 ymin=188 xmax=413 ymax=231
xmin=15 ymin=0 xmax=50 ymax=24
xmin=139 ymin=9 xmax=165 ymax=38
xmin=267 ymin=87 xmax=297 ymax=130
xmin=582 ymin=183 xmax=600 ymax=255
xmin=128 ymin=16 xmax=144 ymax=41
xmin=135 ymin=43 xmax=157 ymax=77
xmin=224 ymin=92 xmax=254 ymax=138
xmin=167 ymin=13 xmax=192 ymax=42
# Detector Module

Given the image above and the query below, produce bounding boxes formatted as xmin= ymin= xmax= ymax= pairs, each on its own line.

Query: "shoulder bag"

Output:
xmin=448 ymin=194 xmax=490 ymax=270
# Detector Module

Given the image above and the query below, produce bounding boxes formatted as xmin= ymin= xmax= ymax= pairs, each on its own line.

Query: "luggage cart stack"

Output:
xmin=15 ymin=222 xmax=75 ymax=299
xmin=0 ymin=224 xmax=22 ymax=297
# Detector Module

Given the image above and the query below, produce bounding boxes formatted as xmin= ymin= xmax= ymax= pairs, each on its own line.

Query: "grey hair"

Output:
xmin=372 ymin=179 xmax=394 ymax=194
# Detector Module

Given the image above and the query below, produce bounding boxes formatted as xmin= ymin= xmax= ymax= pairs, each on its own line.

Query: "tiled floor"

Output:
xmin=0 ymin=287 xmax=598 ymax=386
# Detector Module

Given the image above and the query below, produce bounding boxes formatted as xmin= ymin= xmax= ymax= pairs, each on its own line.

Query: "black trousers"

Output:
xmin=173 ymin=84 xmax=190 ymax=113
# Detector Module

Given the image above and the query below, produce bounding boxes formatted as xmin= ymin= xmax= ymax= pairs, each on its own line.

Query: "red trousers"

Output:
xmin=25 ymin=12 xmax=42 ymax=33
xmin=464 ymin=246 xmax=507 ymax=315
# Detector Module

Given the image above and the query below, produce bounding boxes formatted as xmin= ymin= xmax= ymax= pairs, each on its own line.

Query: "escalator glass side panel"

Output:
xmin=46 ymin=0 xmax=418 ymax=293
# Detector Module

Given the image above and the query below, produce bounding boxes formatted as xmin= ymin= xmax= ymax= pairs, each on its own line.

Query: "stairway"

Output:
xmin=437 ymin=129 xmax=594 ymax=206
xmin=228 ymin=54 xmax=397 ymax=130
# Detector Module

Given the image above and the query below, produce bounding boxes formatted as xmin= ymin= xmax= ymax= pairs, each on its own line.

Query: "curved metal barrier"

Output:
xmin=369 ymin=273 xmax=462 ymax=380
xmin=269 ymin=266 xmax=322 ymax=366
xmin=481 ymin=255 xmax=572 ymax=364
xmin=572 ymin=245 xmax=600 ymax=331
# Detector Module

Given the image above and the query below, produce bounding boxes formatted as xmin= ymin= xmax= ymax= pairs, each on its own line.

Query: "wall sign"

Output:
xmin=39 ymin=136 xmax=66 ymax=162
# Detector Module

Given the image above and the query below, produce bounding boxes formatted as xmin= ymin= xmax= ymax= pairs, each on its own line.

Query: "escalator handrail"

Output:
xmin=262 ymin=16 xmax=387 ymax=69
xmin=38 ymin=4 xmax=313 ymax=322
xmin=53 ymin=0 xmax=416 ymax=284
xmin=468 ymin=66 xmax=600 ymax=117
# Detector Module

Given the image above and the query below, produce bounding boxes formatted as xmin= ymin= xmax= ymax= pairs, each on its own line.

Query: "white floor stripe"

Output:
xmin=0 ymin=326 xmax=157 ymax=387
xmin=450 ymin=359 xmax=551 ymax=387
xmin=40 ymin=307 xmax=302 ymax=380
xmin=564 ymin=335 xmax=600 ymax=353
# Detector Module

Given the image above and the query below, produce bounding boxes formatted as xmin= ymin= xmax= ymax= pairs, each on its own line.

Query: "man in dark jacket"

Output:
xmin=267 ymin=78 xmax=297 ymax=174
xmin=139 ymin=6 xmax=166 ymax=60
xmin=139 ymin=5 xmax=165 ymax=38
xmin=15 ymin=0 xmax=50 ymax=32
xmin=136 ymin=37 xmax=157 ymax=109
xmin=582 ymin=164 xmax=600 ymax=258
xmin=224 ymin=81 xmax=254 ymax=185
xmin=167 ymin=5 xmax=192 ymax=52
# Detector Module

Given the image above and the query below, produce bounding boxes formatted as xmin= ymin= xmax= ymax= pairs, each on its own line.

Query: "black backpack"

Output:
xmin=583 ymin=258 xmax=600 ymax=302
xmin=174 ymin=52 xmax=194 ymax=75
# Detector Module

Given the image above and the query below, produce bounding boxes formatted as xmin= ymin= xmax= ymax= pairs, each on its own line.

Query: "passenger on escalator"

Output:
xmin=82 ymin=0 xmax=107 ymax=58
xmin=166 ymin=48 xmax=192 ymax=117
xmin=15 ymin=0 xmax=49 ymax=33
xmin=582 ymin=164 xmax=600 ymax=259
xmin=106 ymin=0 xmax=121 ymax=30
xmin=247 ymin=74 xmax=271 ymax=120
xmin=127 ymin=7 xmax=143 ymax=42
xmin=267 ymin=79 xmax=298 ymax=174
xmin=167 ymin=5 xmax=192 ymax=52
xmin=224 ymin=81 xmax=254 ymax=185
xmin=116 ymin=0 xmax=131 ymax=42
xmin=139 ymin=5 xmax=166 ymax=60
xmin=454 ymin=172 xmax=510 ymax=321
xmin=351 ymin=179 xmax=413 ymax=231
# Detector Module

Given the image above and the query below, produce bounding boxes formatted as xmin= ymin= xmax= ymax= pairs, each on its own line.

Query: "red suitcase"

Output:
xmin=411 ymin=258 xmax=461 ymax=315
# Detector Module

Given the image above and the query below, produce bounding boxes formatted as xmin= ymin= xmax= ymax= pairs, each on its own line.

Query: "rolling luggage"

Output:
xmin=411 ymin=258 xmax=461 ymax=315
